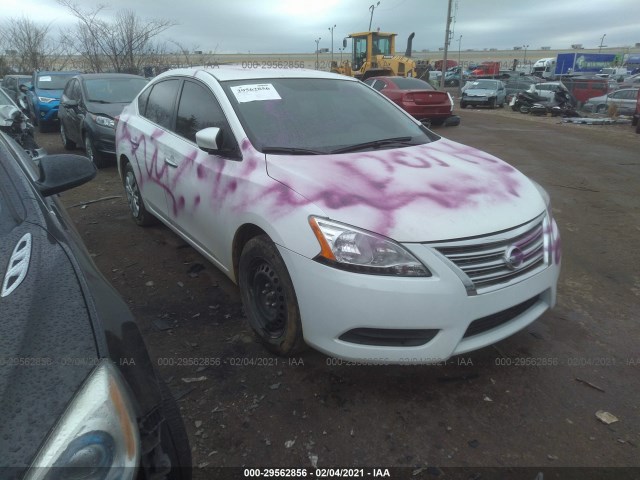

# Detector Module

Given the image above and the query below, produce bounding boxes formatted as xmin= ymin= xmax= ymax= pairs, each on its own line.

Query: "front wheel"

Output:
xmin=85 ymin=134 xmax=107 ymax=168
xmin=239 ymin=235 xmax=306 ymax=356
xmin=60 ymin=123 xmax=76 ymax=150
xmin=460 ymin=101 xmax=467 ymax=109
xmin=519 ymin=104 xmax=530 ymax=114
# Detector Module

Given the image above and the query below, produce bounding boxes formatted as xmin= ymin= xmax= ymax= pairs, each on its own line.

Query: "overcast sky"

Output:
xmin=2 ymin=0 xmax=639 ymax=54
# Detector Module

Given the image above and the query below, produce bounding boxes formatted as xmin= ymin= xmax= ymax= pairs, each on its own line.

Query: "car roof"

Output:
xmin=75 ymin=73 xmax=146 ymax=80
xmin=154 ymin=65 xmax=358 ymax=83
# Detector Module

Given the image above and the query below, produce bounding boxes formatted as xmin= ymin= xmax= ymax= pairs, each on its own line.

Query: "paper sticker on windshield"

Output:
xmin=230 ymin=84 xmax=281 ymax=103
xmin=39 ymin=76 xmax=52 ymax=82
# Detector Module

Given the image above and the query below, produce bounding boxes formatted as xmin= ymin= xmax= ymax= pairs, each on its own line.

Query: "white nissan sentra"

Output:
xmin=116 ymin=66 xmax=561 ymax=364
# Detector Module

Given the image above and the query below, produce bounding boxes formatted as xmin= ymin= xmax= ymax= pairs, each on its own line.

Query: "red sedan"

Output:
xmin=364 ymin=76 xmax=458 ymax=126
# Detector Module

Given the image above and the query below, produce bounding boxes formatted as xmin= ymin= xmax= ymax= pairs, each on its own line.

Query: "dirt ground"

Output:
xmin=35 ymin=107 xmax=639 ymax=479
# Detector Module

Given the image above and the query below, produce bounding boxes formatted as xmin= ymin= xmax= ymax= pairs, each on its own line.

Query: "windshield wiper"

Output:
xmin=88 ymin=99 xmax=111 ymax=104
xmin=330 ymin=136 xmax=415 ymax=154
xmin=261 ymin=146 xmax=325 ymax=155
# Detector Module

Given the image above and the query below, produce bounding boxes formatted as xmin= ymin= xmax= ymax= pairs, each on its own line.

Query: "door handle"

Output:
xmin=164 ymin=156 xmax=178 ymax=168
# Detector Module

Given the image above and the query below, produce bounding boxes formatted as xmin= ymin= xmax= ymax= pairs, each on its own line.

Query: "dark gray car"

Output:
xmin=59 ymin=73 xmax=147 ymax=167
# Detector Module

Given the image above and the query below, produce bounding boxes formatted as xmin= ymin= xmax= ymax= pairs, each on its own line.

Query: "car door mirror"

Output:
xmin=35 ymin=154 xmax=97 ymax=196
xmin=195 ymin=127 xmax=221 ymax=154
xmin=19 ymin=84 xmax=29 ymax=93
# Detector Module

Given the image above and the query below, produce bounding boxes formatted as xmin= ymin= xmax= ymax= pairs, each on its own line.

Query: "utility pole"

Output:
xmin=315 ymin=37 xmax=322 ymax=70
xmin=328 ymin=25 xmax=336 ymax=65
xmin=440 ymin=0 xmax=453 ymax=89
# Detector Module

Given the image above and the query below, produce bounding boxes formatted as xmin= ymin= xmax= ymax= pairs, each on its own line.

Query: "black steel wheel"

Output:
xmin=239 ymin=235 xmax=306 ymax=356
xmin=123 ymin=162 xmax=156 ymax=226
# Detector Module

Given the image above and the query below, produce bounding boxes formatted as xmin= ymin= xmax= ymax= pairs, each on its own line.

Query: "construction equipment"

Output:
xmin=331 ymin=31 xmax=426 ymax=81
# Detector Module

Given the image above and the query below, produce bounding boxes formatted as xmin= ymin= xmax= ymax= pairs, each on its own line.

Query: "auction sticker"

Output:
xmin=230 ymin=84 xmax=281 ymax=103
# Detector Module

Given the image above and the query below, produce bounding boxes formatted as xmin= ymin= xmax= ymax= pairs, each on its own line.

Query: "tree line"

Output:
xmin=0 ymin=0 xmax=205 ymax=76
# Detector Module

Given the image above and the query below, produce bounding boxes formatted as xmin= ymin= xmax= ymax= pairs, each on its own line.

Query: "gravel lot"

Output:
xmin=35 ymin=107 xmax=640 ymax=479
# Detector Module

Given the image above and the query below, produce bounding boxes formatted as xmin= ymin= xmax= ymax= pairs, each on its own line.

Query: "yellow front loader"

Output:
xmin=331 ymin=31 xmax=427 ymax=81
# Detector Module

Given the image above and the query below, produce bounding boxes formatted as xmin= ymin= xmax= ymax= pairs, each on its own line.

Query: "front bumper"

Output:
xmin=87 ymin=123 xmax=117 ymax=155
xmin=38 ymin=103 xmax=59 ymax=123
xmin=278 ymin=237 xmax=560 ymax=364
xmin=462 ymin=96 xmax=490 ymax=105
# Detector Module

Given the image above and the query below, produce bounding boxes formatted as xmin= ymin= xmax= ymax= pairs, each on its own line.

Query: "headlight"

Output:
xmin=38 ymin=96 xmax=56 ymax=103
xmin=25 ymin=361 xmax=140 ymax=480
xmin=92 ymin=115 xmax=115 ymax=128
xmin=447 ymin=92 xmax=454 ymax=108
xmin=309 ymin=216 xmax=431 ymax=277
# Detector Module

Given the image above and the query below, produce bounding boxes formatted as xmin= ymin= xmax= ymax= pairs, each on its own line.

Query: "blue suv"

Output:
xmin=28 ymin=70 xmax=80 ymax=132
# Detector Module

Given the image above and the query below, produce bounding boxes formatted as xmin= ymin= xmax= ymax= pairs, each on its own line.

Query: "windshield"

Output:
xmin=36 ymin=73 xmax=77 ymax=90
xmin=0 ymin=88 xmax=14 ymax=106
xmin=391 ymin=77 xmax=434 ymax=90
xmin=468 ymin=80 xmax=498 ymax=89
xmin=83 ymin=77 xmax=148 ymax=103
xmin=222 ymin=78 xmax=435 ymax=154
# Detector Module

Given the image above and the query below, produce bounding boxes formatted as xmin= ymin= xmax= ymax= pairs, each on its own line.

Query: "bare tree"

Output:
xmin=58 ymin=0 xmax=175 ymax=74
xmin=0 ymin=16 xmax=69 ymax=72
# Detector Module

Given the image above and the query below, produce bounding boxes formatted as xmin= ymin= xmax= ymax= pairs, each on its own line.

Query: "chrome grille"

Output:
xmin=431 ymin=214 xmax=548 ymax=295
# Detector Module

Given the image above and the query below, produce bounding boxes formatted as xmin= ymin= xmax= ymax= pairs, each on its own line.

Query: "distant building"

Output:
xmin=541 ymin=46 xmax=551 ymax=50
xmin=571 ymin=44 xmax=583 ymax=49
xmin=513 ymin=46 xmax=523 ymax=50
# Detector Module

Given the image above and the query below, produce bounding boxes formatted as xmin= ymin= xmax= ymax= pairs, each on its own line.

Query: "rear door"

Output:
xmin=125 ymin=78 xmax=181 ymax=220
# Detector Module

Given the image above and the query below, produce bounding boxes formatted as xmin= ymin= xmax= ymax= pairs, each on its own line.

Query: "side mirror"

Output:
xmin=35 ymin=154 xmax=97 ymax=196
xmin=195 ymin=127 xmax=221 ymax=154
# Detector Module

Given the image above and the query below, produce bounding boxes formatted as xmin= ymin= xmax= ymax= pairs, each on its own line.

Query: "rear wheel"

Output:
xmin=60 ymin=123 xmax=76 ymax=150
xmin=239 ymin=235 xmax=306 ymax=356
xmin=595 ymin=104 xmax=607 ymax=114
xmin=124 ymin=162 xmax=156 ymax=226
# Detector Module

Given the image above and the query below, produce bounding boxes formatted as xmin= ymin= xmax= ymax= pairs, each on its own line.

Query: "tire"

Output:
xmin=239 ymin=235 xmax=306 ymax=356
xmin=60 ymin=122 xmax=76 ymax=150
xmin=488 ymin=98 xmax=496 ymax=109
xmin=519 ymin=104 xmax=530 ymax=114
xmin=123 ymin=162 xmax=156 ymax=226
xmin=595 ymin=104 xmax=607 ymax=114
xmin=84 ymin=134 xmax=108 ymax=168
xmin=636 ymin=121 xmax=640 ymax=134
xmin=460 ymin=102 xmax=467 ymax=109
xmin=156 ymin=380 xmax=192 ymax=479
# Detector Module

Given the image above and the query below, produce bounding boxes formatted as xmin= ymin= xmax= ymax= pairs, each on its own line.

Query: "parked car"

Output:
xmin=526 ymin=81 xmax=567 ymax=101
xmin=59 ymin=73 xmax=148 ymax=167
xmin=582 ymin=87 xmax=640 ymax=115
xmin=460 ymin=79 xmax=506 ymax=108
xmin=619 ymin=73 xmax=640 ymax=89
xmin=116 ymin=67 xmax=561 ymax=363
xmin=363 ymin=76 xmax=457 ymax=126
xmin=26 ymin=70 xmax=80 ymax=132
xmin=0 ymin=85 xmax=46 ymax=159
xmin=504 ymin=76 xmax=544 ymax=102
xmin=632 ymin=88 xmax=640 ymax=134
xmin=0 ymin=132 xmax=191 ymax=477
xmin=558 ymin=75 xmax=614 ymax=106
xmin=1 ymin=74 xmax=31 ymax=105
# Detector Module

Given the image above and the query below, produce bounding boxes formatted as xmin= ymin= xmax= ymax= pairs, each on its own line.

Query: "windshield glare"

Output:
xmin=84 ymin=78 xmax=148 ymax=103
xmin=222 ymin=78 xmax=435 ymax=154
xmin=469 ymin=80 xmax=498 ymax=89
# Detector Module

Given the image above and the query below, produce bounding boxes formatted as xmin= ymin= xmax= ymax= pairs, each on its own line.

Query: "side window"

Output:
xmin=63 ymin=79 xmax=74 ymax=98
xmin=175 ymin=80 xmax=238 ymax=153
xmin=70 ymin=80 xmax=82 ymax=101
xmin=137 ymin=86 xmax=151 ymax=115
xmin=144 ymin=79 xmax=180 ymax=130
xmin=372 ymin=80 xmax=385 ymax=91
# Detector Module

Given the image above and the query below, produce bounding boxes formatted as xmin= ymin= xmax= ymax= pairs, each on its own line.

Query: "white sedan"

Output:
xmin=116 ymin=66 xmax=561 ymax=364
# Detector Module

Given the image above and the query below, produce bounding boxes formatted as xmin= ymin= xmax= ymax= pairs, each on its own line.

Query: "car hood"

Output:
xmin=265 ymin=138 xmax=545 ymax=242
xmin=0 ymin=219 xmax=96 ymax=469
xmin=86 ymin=100 xmax=131 ymax=118
xmin=464 ymin=88 xmax=497 ymax=96
xmin=35 ymin=88 xmax=63 ymax=100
